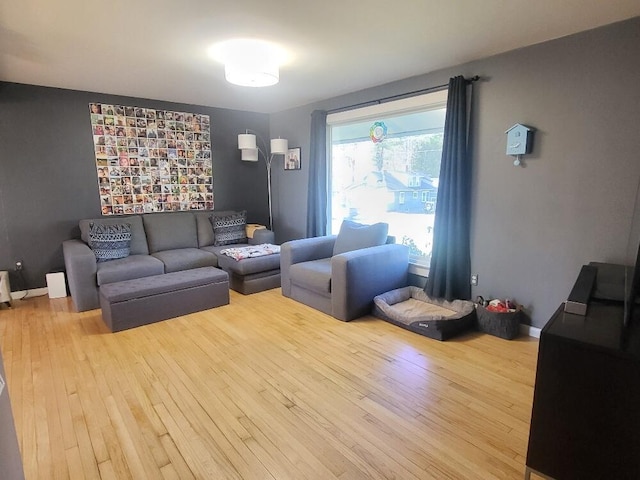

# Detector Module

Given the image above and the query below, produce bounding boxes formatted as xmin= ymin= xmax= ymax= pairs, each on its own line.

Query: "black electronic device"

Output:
xmin=624 ymin=241 xmax=640 ymax=328
xmin=564 ymin=265 xmax=597 ymax=315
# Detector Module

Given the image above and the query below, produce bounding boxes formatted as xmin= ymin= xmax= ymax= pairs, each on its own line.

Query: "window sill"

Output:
xmin=409 ymin=263 xmax=429 ymax=278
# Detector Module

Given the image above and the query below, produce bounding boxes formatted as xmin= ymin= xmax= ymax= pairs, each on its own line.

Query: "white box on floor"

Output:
xmin=46 ymin=272 xmax=67 ymax=298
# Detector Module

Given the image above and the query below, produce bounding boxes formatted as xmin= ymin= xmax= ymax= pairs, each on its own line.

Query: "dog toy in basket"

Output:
xmin=486 ymin=298 xmax=518 ymax=312
xmin=476 ymin=296 xmax=518 ymax=312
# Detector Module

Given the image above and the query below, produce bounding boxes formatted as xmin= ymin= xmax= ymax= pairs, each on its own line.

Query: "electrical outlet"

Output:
xmin=15 ymin=261 xmax=23 ymax=271
xmin=471 ymin=274 xmax=478 ymax=286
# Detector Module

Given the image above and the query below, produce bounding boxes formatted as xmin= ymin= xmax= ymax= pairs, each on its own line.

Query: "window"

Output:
xmin=328 ymin=90 xmax=447 ymax=267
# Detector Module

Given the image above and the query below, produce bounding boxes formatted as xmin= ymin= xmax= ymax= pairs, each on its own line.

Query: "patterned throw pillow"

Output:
xmin=88 ymin=222 xmax=132 ymax=262
xmin=210 ymin=211 xmax=248 ymax=246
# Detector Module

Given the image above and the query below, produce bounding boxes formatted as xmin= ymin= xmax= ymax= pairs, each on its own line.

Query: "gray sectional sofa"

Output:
xmin=63 ymin=211 xmax=274 ymax=312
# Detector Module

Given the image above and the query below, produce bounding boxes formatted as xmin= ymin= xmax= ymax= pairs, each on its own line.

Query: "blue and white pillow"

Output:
xmin=210 ymin=211 xmax=247 ymax=246
xmin=88 ymin=222 xmax=132 ymax=262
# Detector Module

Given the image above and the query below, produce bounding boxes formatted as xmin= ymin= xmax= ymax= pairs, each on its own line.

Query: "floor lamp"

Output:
xmin=238 ymin=131 xmax=288 ymax=231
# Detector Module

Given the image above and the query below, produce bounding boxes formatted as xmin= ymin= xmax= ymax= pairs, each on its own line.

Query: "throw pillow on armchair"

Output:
xmin=333 ymin=220 xmax=389 ymax=255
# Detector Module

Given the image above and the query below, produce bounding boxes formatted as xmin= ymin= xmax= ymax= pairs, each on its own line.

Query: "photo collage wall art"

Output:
xmin=89 ymin=103 xmax=213 ymax=215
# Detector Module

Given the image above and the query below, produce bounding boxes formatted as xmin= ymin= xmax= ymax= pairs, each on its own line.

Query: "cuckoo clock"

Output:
xmin=505 ymin=123 xmax=534 ymax=156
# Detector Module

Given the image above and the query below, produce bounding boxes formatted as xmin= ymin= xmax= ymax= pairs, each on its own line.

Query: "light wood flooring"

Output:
xmin=0 ymin=289 xmax=539 ymax=480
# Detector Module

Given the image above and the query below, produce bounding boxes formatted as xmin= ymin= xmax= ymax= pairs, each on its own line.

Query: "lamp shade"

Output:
xmin=241 ymin=148 xmax=259 ymax=162
xmin=270 ymin=138 xmax=288 ymax=154
xmin=238 ymin=133 xmax=257 ymax=150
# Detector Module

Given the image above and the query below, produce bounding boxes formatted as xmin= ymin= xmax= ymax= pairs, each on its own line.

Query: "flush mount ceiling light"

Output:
xmin=211 ymin=39 xmax=286 ymax=88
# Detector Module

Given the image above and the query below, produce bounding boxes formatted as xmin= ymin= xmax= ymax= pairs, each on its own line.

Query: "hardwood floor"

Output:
xmin=0 ymin=290 xmax=539 ymax=479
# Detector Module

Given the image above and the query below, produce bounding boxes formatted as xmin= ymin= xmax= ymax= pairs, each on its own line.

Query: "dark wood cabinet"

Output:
xmin=525 ymin=303 xmax=640 ymax=479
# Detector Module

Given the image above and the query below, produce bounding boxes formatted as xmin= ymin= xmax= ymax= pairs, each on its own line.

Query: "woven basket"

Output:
xmin=476 ymin=305 xmax=523 ymax=340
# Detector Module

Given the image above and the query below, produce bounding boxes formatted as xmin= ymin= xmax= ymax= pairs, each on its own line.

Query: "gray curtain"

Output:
xmin=425 ymin=76 xmax=472 ymax=301
xmin=306 ymin=110 xmax=328 ymax=237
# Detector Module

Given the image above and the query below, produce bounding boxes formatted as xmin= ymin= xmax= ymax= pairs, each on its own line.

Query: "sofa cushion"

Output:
xmin=200 ymin=243 xmax=248 ymax=262
xmin=333 ymin=220 xmax=389 ymax=256
xmin=96 ymin=254 xmax=165 ymax=286
xmin=88 ymin=222 xmax=132 ymax=262
xmin=151 ymin=248 xmax=218 ymax=273
xmin=80 ymin=216 xmax=149 ymax=255
xmin=201 ymin=242 xmax=277 ymax=267
xmin=210 ymin=210 xmax=248 ymax=246
xmin=289 ymin=258 xmax=332 ymax=294
xmin=217 ymin=250 xmax=281 ymax=276
xmin=143 ymin=213 xmax=198 ymax=253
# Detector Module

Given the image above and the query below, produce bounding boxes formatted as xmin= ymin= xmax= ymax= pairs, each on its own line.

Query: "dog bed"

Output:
xmin=373 ymin=286 xmax=476 ymax=341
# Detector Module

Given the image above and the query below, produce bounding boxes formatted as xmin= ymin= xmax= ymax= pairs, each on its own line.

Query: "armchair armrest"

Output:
xmin=63 ymin=239 xmax=99 ymax=312
xmin=280 ymin=236 xmax=337 ymax=296
xmin=331 ymin=243 xmax=409 ymax=321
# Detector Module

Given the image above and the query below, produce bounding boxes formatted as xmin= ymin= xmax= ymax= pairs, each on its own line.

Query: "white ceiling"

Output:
xmin=1 ymin=1 xmax=638 ymax=114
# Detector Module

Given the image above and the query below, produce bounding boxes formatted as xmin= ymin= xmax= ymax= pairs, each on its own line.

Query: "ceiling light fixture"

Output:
xmin=213 ymin=39 xmax=284 ymax=88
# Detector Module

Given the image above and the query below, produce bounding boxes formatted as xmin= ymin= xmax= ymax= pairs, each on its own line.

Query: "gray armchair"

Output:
xmin=280 ymin=222 xmax=409 ymax=321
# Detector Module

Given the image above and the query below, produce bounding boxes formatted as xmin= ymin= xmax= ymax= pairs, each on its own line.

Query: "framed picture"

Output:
xmin=284 ymin=147 xmax=301 ymax=170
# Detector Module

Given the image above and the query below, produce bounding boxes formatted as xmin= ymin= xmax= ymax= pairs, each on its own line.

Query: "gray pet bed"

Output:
xmin=373 ymin=286 xmax=476 ymax=341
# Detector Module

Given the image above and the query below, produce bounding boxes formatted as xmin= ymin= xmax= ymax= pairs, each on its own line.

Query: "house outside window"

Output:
xmin=328 ymin=90 xmax=447 ymax=268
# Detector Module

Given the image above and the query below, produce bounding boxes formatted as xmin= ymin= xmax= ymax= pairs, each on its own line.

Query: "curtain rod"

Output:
xmin=326 ymin=75 xmax=479 ymax=115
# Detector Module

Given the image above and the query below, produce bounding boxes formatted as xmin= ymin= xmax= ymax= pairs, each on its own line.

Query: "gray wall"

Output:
xmin=270 ymin=17 xmax=640 ymax=328
xmin=0 ymin=83 xmax=270 ymax=290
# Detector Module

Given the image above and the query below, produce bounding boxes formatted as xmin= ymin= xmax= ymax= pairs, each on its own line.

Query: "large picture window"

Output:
xmin=328 ymin=90 xmax=447 ymax=268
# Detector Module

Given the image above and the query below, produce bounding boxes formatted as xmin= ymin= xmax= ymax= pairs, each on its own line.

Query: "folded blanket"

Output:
xmin=220 ymin=243 xmax=280 ymax=261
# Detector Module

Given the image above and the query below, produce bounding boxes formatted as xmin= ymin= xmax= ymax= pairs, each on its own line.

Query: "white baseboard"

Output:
xmin=10 ymin=288 xmax=49 ymax=300
xmin=521 ymin=324 xmax=541 ymax=338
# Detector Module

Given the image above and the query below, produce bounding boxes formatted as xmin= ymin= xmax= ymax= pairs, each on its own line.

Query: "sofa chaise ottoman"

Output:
xmin=216 ymin=247 xmax=281 ymax=294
